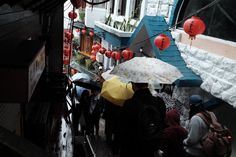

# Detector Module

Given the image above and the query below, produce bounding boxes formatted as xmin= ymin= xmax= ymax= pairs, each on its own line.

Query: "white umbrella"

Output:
xmin=72 ymin=73 xmax=91 ymax=98
xmin=110 ymin=57 xmax=183 ymax=84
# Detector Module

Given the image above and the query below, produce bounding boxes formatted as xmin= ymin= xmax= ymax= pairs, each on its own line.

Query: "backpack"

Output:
xmin=197 ymin=112 xmax=233 ymax=157
xmin=138 ymin=104 xmax=164 ymax=143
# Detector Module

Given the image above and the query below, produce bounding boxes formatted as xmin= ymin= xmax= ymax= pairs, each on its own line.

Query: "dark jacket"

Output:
xmin=161 ymin=109 xmax=188 ymax=157
xmin=120 ymin=88 xmax=166 ymax=157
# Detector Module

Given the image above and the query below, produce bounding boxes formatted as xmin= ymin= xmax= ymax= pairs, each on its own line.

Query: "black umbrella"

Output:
xmin=72 ymin=78 xmax=101 ymax=91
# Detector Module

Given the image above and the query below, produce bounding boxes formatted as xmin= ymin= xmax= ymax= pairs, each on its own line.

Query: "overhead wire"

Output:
xmin=64 ymin=3 xmax=72 ymax=11
xmin=131 ymin=0 xmax=221 ymax=47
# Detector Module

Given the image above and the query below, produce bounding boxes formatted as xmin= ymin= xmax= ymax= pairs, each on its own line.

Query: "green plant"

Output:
xmin=105 ymin=14 xmax=112 ymax=26
xmin=73 ymin=38 xmax=80 ymax=50
xmin=119 ymin=19 xmax=126 ymax=31
xmin=125 ymin=18 xmax=131 ymax=32
xmin=79 ymin=9 xmax=85 ymax=22
xmin=113 ymin=21 xmax=119 ymax=29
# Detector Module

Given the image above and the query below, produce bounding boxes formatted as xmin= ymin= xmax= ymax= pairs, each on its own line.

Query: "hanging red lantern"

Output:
xmin=90 ymin=55 xmax=96 ymax=61
xmin=91 ymin=50 xmax=97 ymax=56
xmin=154 ymin=34 xmax=171 ymax=51
xmin=81 ymin=28 xmax=86 ymax=35
xmin=122 ymin=49 xmax=133 ymax=60
xmin=64 ymin=44 xmax=70 ymax=49
xmin=63 ymin=56 xmax=70 ymax=65
xmin=105 ymin=50 xmax=112 ymax=58
xmin=75 ymin=28 xmax=80 ymax=32
xmin=89 ymin=31 xmax=94 ymax=37
xmin=92 ymin=44 xmax=100 ymax=51
xmin=96 ymin=43 xmax=101 ymax=49
xmin=128 ymin=51 xmax=134 ymax=59
xmin=65 ymin=31 xmax=74 ymax=41
xmin=183 ymin=16 xmax=206 ymax=40
xmin=111 ymin=51 xmax=121 ymax=61
xmin=64 ymin=48 xmax=71 ymax=56
xmin=99 ymin=47 xmax=106 ymax=54
xmin=68 ymin=11 xmax=77 ymax=20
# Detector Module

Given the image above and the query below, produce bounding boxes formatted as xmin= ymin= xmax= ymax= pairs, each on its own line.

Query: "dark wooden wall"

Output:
xmin=0 ymin=2 xmax=65 ymax=154
xmin=0 ymin=3 xmax=63 ymax=73
xmin=0 ymin=4 xmax=41 ymax=52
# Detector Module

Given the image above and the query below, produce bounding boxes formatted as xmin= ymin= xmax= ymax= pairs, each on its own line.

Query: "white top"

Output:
xmin=183 ymin=115 xmax=208 ymax=157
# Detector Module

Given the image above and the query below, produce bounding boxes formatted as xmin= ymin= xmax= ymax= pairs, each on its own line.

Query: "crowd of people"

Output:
xmin=70 ymin=72 xmax=228 ymax=157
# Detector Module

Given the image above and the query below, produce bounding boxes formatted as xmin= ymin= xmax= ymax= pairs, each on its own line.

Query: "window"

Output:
xmin=133 ymin=0 xmax=142 ymax=19
xmin=118 ymin=0 xmax=126 ymax=16
xmin=110 ymin=0 xmax=115 ymax=14
xmin=176 ymin=0 xmax=236 ymax=42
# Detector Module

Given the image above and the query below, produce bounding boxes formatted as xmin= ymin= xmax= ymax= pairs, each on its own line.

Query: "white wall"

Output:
xmin=85 ymin=7 xmax=106 ymax=28
xmin=64 ymin=0 xmax=79 ymax=29
xmin=176 ymin=42 xmax=236 ymax=108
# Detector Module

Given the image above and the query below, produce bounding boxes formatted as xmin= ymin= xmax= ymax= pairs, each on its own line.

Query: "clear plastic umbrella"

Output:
xmin=110 ymin=57 xmax=183 ymax=84
xmin=72 ymin=73 xmax=91 ymax=98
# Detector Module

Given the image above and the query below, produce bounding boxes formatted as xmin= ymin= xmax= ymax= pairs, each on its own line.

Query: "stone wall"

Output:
xmin=177 ymin=43 xmax=236 ymax=108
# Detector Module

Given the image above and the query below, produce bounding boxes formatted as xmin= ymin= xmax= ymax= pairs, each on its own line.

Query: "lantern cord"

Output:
xmin=131 ymin=0 xmax=221 ymax=47
xmin=190 ymin=39 xmax=192 ymax=49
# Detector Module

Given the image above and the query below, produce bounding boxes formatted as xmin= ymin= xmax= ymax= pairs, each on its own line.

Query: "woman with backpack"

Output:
xmin=183 ymin=95 xmax=215 ymax=157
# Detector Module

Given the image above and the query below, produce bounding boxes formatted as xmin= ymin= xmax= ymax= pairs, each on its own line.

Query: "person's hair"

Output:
xmin=80 ymin=90 xmax=90 ymax=102
xmin=189 ymin=105 xmax=205 ymax=119
xmin=163 ymin=85 xmax=172 ymax=95
xmin=131 ymin=82 xmax=148 ymax=91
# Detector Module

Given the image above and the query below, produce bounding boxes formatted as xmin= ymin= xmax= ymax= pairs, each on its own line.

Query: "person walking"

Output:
xmin=183 ymin=95 xmax=216 ymax=157
xmin=160 ymin=109 xmax=188 ymax=157
xmin=119 ymin=82 xmax=166 ymax=157
xmin=89 ymin=91 xmax=103 ymax=136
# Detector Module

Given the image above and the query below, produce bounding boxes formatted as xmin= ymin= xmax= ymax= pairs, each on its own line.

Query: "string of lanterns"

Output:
xmin=88 ymin=16 xmax=206 ymax=62
xmin=64 ymin=0 xmax=216 ymax=69
xmin=65 ymin=10 xmax=206 ymax=64
xmin=64 ymin=9 xmax=95 ymax=65
xmin=153 ymin=16 xmax=205 ymax=51
xmin=89 ymin=43 xmax=134 ymax=61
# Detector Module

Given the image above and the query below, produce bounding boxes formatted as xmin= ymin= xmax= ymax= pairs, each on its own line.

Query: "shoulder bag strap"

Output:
xmin=196 ymin=112 xmax=212 ymax=127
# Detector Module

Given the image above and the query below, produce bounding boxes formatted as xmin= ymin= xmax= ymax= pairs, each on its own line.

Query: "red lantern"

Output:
xmin=81 ymin=28 xmax=86 ymax=35
xmin=64 ymin=44 xmax=70 ymax=49
xmin=96 ymin=43 xmax=101 ymax=49
xmin=154 ymin=34 xmax=171 ymax=51
xmin=75 ymin=28 xmax=80 ymax=32
xmin=65 ymin=31 xmax=74 ymax=40
xmin=105 ymin=50 xmax=112 ymax=58
xmin=90 ymin=55 xmax=96 ymax=61
xmin=68 ymin=11 xmax=77 ymax=20
xmin=89 ymin=31 xmax=94 ymax=37
xmin=111 ymin=51 xmax=121 ymax=60
xmin=122 ymin=49 xmax=133 ymax=60
xmin=99 ymin=47 xmax=106 ymax=54
xmin=63 ymin=56 xmax=70 ymax=65
xmin=92 ymin=44 xmax=100 ymax=51
xmin=91 ymin=50 xmax=97 ymax=56
xmin=64 ymin=48 xmax=71 ymax=56
xmin=183 ymin=16 xmax=206 ymax=40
